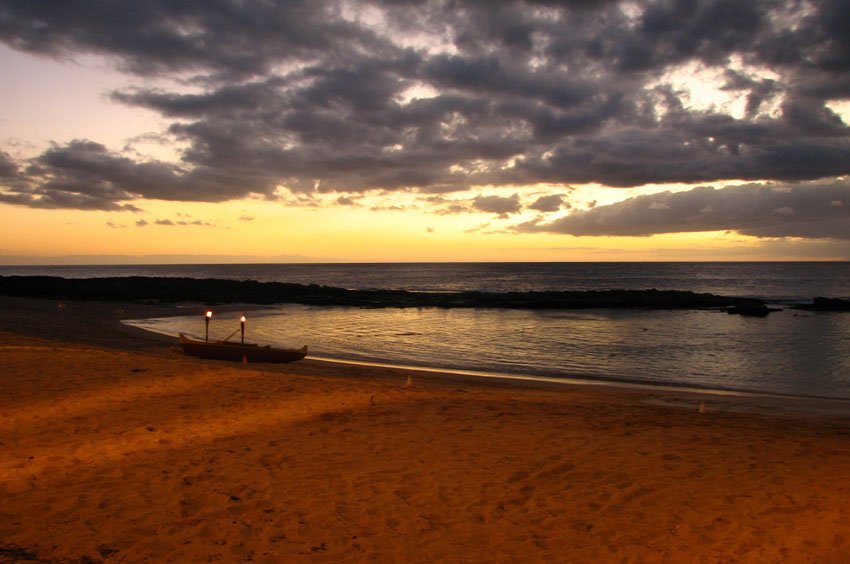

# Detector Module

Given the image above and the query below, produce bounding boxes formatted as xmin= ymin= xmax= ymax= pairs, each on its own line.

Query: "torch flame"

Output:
xmin=241 ymin=315 xmax=246 ymax=323
xmin=206 ymin=310 xmax=212 ymax=318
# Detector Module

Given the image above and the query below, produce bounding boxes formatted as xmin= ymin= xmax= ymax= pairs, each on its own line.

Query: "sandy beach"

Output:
xmin=1 ymin=297 xmax=850 ymax=562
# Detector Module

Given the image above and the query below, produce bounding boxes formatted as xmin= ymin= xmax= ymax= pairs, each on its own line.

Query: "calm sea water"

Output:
xmin=4 ymin=262 xmax=849 ymax=398
xmin=130 ymin=304 xmax=850 ymax=399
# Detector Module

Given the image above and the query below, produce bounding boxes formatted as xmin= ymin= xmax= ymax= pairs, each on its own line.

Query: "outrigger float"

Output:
xmin=178 ymin=311 xmax=307 ymax=363
xmin=178 ymin=333 xmax=307 ymax=363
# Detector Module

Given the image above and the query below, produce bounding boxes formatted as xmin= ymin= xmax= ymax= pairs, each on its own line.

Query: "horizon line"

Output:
xmin=1 ymin=258 xmax=848 ymax=267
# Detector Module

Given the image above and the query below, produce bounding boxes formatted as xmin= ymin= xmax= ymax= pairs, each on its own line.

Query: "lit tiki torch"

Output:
xmin=205 ymin=310 xmax=212 ymax=342
xmin=240 ymin=315 xmax=246 ymax=344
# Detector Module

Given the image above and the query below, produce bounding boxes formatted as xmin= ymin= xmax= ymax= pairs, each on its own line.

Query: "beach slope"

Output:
xmin=1 ymin=297 xmax=849 ymax=562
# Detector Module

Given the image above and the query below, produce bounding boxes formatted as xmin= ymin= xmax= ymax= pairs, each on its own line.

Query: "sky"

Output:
xmin=1 ymin=0 xmax=849 ymax=264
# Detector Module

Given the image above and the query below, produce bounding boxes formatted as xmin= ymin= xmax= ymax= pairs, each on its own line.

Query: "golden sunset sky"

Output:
xmin=1 ymin=1 xmax=849 ymax=263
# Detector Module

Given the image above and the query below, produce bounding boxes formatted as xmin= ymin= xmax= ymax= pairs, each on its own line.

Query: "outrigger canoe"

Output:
xmin=178 ymin=333 xmax=307 ymax=363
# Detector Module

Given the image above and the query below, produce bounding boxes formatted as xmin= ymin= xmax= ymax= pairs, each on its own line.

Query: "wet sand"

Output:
xmin=1 ymin=296 xmax=849 ymax=562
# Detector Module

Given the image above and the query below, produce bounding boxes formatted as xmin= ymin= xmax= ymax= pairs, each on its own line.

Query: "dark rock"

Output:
xmin=726 ymin=302 xmax=772 ymax=316
xmin=797 ymin=297 xmax=850 ymax=312
xmin=0 ymin=275 xmax=773 ymax=312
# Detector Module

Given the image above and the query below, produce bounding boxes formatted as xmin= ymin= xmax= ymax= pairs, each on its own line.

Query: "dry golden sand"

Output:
xmin=1 ymin=298 xmax=850 ymax=562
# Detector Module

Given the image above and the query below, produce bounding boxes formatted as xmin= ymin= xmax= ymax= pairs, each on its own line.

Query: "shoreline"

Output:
xmin=5 ymin=294 xmax=849 ymax=414
xmin=3 ymin=296 xmax=850 ymax=561
xmin=123 ymin=303 xmax=850 ymax=411
xmin=126 ymin=317 xmax=850 ymax=410
xmin=0 ymin=295 xmax=850 ymax=415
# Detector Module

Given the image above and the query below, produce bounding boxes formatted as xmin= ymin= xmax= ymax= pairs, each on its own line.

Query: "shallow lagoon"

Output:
xmin=128 ymin=304 xmax=850 ymax=400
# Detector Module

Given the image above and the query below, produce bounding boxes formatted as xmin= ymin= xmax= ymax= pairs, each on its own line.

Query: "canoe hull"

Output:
xmin=178 ymin=333 xmax=307 ymax=363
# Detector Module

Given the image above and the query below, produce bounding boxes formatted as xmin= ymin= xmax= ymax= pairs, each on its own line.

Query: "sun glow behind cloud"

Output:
xmin=647 ymin=57 xmax=784 ymax=120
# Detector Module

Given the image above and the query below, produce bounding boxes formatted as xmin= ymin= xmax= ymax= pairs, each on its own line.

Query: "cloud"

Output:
xmin=472 ymin=193 xmax=521 ymax=217
xmin=0 ymin=1 xmax=383 ymax=80
xmin=370 ymin=204 xmax=407 ymax=211
xmin=0 ymin=0 xmax=849 ymax=212
xmin=0 ymin=151 xmax=18 ymax=177
xmin=519 ymin=180 xmax=850 ymax=239
xmin=434 ymin=203 xmax=472 ymax=215
xmin=528 ymin=194 xmax=569 ymax=212
xmin=238 ymin=214 xmax=255 ymax=221
xmin=153 ymin=218 xmax=214 ymax=227
xmin=464 ymin=222 xmax=491 ymax=233
xmin=0 ymin=140 xmax=274 ymax=210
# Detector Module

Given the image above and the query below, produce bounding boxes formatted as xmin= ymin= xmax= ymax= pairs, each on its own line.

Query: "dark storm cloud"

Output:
xmin=1 ymin=0 xmax=850 ymax=236
xmin=0 ymin=140 xmax=278 ymax=209
xmin=520 ymin=181 xmax=850 ymax=239
xmin=0 ymin=151 xmax=17 ymax=177
xmin=0 ymin=0 xmax=382 ymax=79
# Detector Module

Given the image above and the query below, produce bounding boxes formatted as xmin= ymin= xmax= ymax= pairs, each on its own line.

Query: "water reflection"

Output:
xmin=128 ymin=305 xmax=850 ymax=399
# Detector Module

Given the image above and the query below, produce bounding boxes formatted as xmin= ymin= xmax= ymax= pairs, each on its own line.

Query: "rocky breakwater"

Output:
xmin=726 ymin=302 xmax=775 ymax=317
xmin=0 ymin=275 xmax=772 ymax=312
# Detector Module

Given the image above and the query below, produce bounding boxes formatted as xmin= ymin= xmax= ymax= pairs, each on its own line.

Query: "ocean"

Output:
xmin=3 ymin=262 xmax=849 ymax=399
